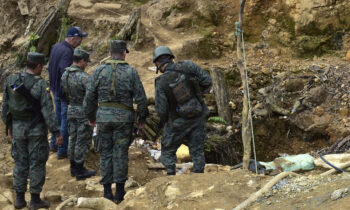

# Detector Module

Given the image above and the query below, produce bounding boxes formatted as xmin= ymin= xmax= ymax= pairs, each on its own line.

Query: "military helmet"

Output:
xmin=152 ymin=46 xmax=175 ymax=63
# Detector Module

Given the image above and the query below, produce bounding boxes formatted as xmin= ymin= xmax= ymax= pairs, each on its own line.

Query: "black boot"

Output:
xmin=14 ymin=192 xmax=26 ymax=209
xmin=70 ymin=160 xmax=77 ymax=177
xmin=114 ymin=182 xmax=126 ymax=204
xmin=29 ymin=193 xmax=50 ymax=210
xmin=166 ymin=165 xmax=176 ymax=176
xmin=75 ymin=162 xmax=97 ymax=181
xmin=103 ymin=184 xmax=113 ymax=201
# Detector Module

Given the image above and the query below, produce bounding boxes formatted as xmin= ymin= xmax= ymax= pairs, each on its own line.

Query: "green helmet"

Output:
xmin=152 ymin=46 xmax=175 ymax=63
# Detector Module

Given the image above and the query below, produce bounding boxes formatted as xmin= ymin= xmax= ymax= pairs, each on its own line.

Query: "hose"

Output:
xmin=319 ymin=154 xmax=345 ymax=173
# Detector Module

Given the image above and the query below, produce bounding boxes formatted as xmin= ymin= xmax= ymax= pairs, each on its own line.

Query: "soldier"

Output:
xmin=153 ymin=46 xmax=211 ymax=175
xmin=84 ymin=40 xmax=148 ymax=203
xmin=61 ymin=48 xmax=96 ymax=180
xmin=1 ymin=52 xmax=63 ymax=209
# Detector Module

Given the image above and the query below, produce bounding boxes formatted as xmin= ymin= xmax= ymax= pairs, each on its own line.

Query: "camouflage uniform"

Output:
xmin=61 ymin=65 xmax=92 ymax=164
xmin=155 ymin=60 xmax=211 ymax=174
xmin=1 ymin=69 xmax=60 ymax=194
xmin=84 ymin=57 xmax=148 ymax=184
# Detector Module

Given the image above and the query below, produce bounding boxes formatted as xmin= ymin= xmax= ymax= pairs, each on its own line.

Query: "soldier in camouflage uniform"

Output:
xmin=84 ymin=40 xmax=148 ymax=203
xmin=61 ymin=49 xmax=96 ymax=181
xmin=1 ymin=52 xmax=63 ymax=210
xmin=153 ymin=46 xmax=211 ymax=175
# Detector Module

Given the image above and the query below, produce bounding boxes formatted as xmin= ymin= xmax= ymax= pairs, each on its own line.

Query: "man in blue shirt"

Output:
xmin=48 ymin=26 xmax=88 ymax=159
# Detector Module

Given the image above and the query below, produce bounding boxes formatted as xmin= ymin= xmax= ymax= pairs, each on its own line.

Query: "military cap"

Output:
xmin=27 ymin=52 xmax=45 ymax=63
xmin=74 ymin=48 xmax=91 ymax=62
xmin=110 ymin=40 xmax=129 ymax=53
xmin=66 ymin=26 xmax=88 ymax=37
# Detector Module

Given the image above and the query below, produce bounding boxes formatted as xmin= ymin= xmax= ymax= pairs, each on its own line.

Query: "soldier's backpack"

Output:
xmin=167 ymin=67 xmax=203 ymax=119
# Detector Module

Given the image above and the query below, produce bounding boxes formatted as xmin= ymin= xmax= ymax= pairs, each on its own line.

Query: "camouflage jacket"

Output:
xmin=1 ymin=71 xmax=60 ymax=138
xmin=155 ymin=60 xmax=211 ymax=124
xmin=61 ymin=65 xmax=91 ymax=119
xmin=84 ymin=58 xmax=148 ymax=123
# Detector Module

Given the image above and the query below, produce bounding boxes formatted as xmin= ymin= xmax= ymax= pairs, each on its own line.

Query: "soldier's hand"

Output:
xmin=56 ymin=136 xmax=64 ymax=146
xmin=89 ymin=119 xmax=96 ymax=127
xmin=8 ymin=130 xmax=13 ymax=139
xmin=138 ymin=123 xmax=144 ymax=130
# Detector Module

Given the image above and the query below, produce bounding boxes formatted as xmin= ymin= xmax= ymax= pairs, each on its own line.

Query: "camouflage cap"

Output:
xmin=110 ymin=40 xmax=129 ymax=53
xmin=74 ymin=48 xmax=91 ymax=62
xmin=27 ymin=52 xmax=45 ymax=64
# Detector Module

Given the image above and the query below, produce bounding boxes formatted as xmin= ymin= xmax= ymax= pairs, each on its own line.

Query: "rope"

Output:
xmin=235 ymin=22 xmax=258 ymax=174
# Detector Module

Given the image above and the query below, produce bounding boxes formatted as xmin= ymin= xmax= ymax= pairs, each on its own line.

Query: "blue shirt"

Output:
xmin=48 ymin=40 xmax=74 ymax=99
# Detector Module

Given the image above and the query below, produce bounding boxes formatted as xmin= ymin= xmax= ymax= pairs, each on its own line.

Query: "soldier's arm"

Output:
xmin=81 ymin=73 xmax=91 ymax=90
xmin=155 ymin=79 xmax=168 ymax=123
xmin=60 ymin=71 xmax=68 ymax=95
xmin=131 ymin=68 xmax=149 ymax=123
xmin=83 ymin=68 xmax=100 ymax=121
xmin=38 ymin=80 xmax=60 ymax=137
xmin=186 ymin=61 xmax=212 ymax=93
xmin=1 ymin=81 xmax=9 ymax=123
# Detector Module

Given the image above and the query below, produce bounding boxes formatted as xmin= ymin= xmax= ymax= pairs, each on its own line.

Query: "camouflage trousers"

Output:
xmin=161 ymin=117 xmax=206 ymax=174
xmin=98 ymin=122 xmax=132 ymax=184
xmin=11 ymin=135 xmax=49 ymax=194
xmin=68 ymin=118 xmax=93 ymax=164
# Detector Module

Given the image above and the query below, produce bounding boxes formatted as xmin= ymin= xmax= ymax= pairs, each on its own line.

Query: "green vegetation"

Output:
xmin=58 ymin=17 xmax=72 ymax=42
xmin=28 ymin=33 xmax=40 ymax=52
xmin=97 ymin=43 xmax=109 ymax=56
xmin=207 ymin=116 xmax=227 ymax=124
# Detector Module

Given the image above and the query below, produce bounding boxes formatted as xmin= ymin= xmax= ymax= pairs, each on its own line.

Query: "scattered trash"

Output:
xmin=330 ymin=188 xmax=348 ymax=201
xmin=314 ymin=154 xmax=350 ymax=170
xmin=260 ymin=154 xmax=315 ymax=172
xmin=177 ymin=162 xmax=192 ymax=174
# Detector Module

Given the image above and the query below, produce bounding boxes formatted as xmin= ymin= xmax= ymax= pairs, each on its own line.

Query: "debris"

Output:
xmin=125 ymin=177 xmax=140 ymax=189
xmin=165 ymin=184 xmax=181 ymax=200
xmin=233 ymin=172 xmax=300 ymax=210
xmin=176 ymin=144 xmax=190 ymax=163
xmin=77 ymin=197 xmax=117 ymax=210
xmin=44 ymin=191 xmax=62 ymax=202
xmin=314 ymin=154 xmax=350 ymax=170
xmin=321 ymin=160 xmax=350 ymax=176
xmin=56 ymin=197 xmax=76 ymax=210
xmin=260 ymin=154 xmax=315 ymax=172
xmin=330 ymin=188 xmax=348 ymax=201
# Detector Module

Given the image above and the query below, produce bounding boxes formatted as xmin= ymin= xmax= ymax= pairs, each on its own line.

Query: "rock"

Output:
xmin=2 ymin=205 xmax=15 ymax=210
xmin=205 ymin=164 xmax=218 ymax=172
xmin=165 ymin=184 xmax=181 ymax=200
xmin=0 ymin=193 xmax=8 ymax=202
xmin=330 ymin=188 xmax=348 ymax=201
xmin=340 ymin=108 xmax=349 ymax=118
xmin=188 ymin=190 xmax=204 ymax=199
xmin=298 ymin=181 xmax=308 ymax=186
xmin=95 ymin=3 xmax=122 ymax=11
xmin=125 ymin=177 xmax=139 ymax=189
xmin=3 ymin=190 xmax=14 ymax=204
xmin=344 ymin=51 xmax=350 ymax=61
xmin=44 ymin=191 xmax=62 ymax=202
xmin=135 ymin=187 xmax=145 ymax=197
xmin=17 ymin=0 xmax=29 ymax=15
xmin=284 ymin=79 xmax=305 ymax=92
